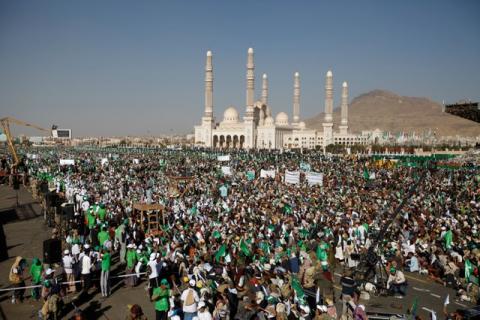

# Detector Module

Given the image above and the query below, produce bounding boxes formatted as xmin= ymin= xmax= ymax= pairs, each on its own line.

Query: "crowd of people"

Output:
xmin=4 ymin=147 xmax=480 ymax=319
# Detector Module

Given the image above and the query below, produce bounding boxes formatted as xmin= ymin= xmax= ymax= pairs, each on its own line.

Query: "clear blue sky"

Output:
xmin=1 ymin=0 xmax=479 ymax=136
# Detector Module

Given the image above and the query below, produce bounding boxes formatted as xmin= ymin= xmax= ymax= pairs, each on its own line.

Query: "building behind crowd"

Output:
xmin=194 ymin=48 xmax=365 ymax=150
xmin=194 ymin=48 xmax=479 ymax=150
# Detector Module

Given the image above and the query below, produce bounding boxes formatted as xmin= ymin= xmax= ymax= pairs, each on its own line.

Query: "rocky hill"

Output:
xmin=304 ymin=90 xmax=480 ymax=137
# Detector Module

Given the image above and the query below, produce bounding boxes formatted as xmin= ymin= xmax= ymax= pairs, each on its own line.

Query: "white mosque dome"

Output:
xmin=299 ymin=121 xmax=306 ymax=129
xmin=264 ymin=116 xmax=274 ymax=126
xmin=275 ymin=112 xmax=289 ymax=126
xmin=223 ymin=106 xmax=239 ymax=123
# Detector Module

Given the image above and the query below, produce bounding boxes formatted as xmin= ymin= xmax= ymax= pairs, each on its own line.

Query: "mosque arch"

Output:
xmin=226 ymin=135 xmax=232 ymax=148
xmin=233 ymin=135 xmax=239 ymax=149
xmin=219 ymin=135 xmax=225 ymax=148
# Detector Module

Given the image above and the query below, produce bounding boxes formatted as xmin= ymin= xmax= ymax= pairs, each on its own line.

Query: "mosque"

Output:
xmin=194 ymin=48 xmax=367 ymax=150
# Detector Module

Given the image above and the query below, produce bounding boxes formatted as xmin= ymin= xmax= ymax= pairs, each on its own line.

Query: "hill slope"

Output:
xmin=304 ymin=90 xmax=480 ymax=137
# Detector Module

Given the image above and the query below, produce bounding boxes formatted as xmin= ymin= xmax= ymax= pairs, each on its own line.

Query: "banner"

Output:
xmin=221 ymin=166 xmax=232 ymax=176
xmin=306 ymin=172 xmax=323 ymax=186
xmin=217 ymin=155 xmax=231 ymax=162
xmin=59 ymin=159 xmax=75 ymax=166
xmin=285 ymin=170 xmax=300 ymax=184
xmin=246 ymin=171 xmax=255 ymax=181
xmin=260 ymin=169 xmax=276 ymax=178
xmin=133 ymin=159 xmax=140 ymax=164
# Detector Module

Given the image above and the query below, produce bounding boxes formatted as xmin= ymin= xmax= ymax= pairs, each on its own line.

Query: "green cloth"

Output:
xmin=29 ymin=258 xmax=43 ymax=283
xmin=126 ymin=250 xmax=137 ymax=269
xmin=98 ymin=231 xmax=110 ymax=246
xmin=152 ymin=286 xmax=170 ymax=311
xmin=101 ymin=252 xmax=111 ymax=272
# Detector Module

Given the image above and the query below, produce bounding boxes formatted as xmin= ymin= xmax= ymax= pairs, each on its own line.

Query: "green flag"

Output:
xmin=259 ymin=241 xmax=271 ymax=255
xmin=291 ymin=275 xmax=305 ymax=300
xmin=283 ymin=204 xmax=292 ymax=214
xmin=212 ymin=230 xmax=221 ymax=239
xmin=444 ymin=230 xmax=453 ymax=249
xmin=409 ymin=297 xmax=418 ymax=320
xmin=215 ymin=244 xmax=227 ymax=262
xmin=239 ymin=238 xmax=251 ymax=257
xmin=363 ymin=167 xmax=369 ymax=180
xmin=316 ymin=243 xmax=328 ymax=261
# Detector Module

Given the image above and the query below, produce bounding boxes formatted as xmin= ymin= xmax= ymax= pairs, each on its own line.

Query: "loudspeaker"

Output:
xmin=0 ymin=222 xmax=7 ymax=262
xmin=43 ymin=239 xmax=62 ymax=264
xmin=40 ymin=181 xmax=49 ymax=194
xmin=13 ymin=175 xmax=20 ymax=190
xmin=62 ymin=203 xmax=74 ymax=220
xmin=45 ymin=192 xmax=59 ymax=208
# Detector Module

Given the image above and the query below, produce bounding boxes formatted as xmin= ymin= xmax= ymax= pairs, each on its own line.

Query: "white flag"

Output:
xmin=431 ymin=310 xmax=437 ymax=320
xmin=444 ymin=294 xmax=449 ymax=306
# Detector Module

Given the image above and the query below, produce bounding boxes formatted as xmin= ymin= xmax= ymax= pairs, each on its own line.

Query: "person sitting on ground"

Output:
xmin=387 ymin=267 xmax=407 ymax=297
xmin=405 ymin=252 xmax=420 ymax=273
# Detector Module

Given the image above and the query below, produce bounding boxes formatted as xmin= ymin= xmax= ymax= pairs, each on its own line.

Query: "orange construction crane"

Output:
xmin=0 ymin=117 xmax=51 ymax=170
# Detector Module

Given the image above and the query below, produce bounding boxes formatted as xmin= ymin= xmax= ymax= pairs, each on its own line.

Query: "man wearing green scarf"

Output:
xmin=29 ymin=258 xmax=43 ymax=301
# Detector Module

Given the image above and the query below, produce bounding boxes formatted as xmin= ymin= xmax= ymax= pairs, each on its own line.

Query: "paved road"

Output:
xmin=0 ymin=185 xmax=475 ymax=319
xmin=330 ymin=271 xmax=472 ymax=319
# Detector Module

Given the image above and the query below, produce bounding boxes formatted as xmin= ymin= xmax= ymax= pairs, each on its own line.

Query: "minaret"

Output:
xmin=245 ymin=47 xmax=255 ymax=117
xmin=324 ymin=70 xmax=333 ymax=122
xmin=339 ymin=81 xmax=349 ymax=135
xmin=199 ymin=50 xmax=215 ymax=147
xmin=261 ymin=73 xmax=268 ymax=106
xmin=204 ymin=50 xmax=213 ymax=118
xmin=322 ymin=70 xmax=334 ymax=147
xmin=244 ymin=48 xmax=256 ymax=149
xmin=293 ymin=72 xmax=300 ymax=125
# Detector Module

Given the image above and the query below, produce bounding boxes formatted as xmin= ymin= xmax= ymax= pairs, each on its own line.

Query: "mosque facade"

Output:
xmin=194 ymin=48 xmax=367 ymax=150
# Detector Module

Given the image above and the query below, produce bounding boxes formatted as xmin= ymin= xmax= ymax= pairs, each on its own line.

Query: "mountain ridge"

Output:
xmin=304 ymin=90 xmax=480 ymax=137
